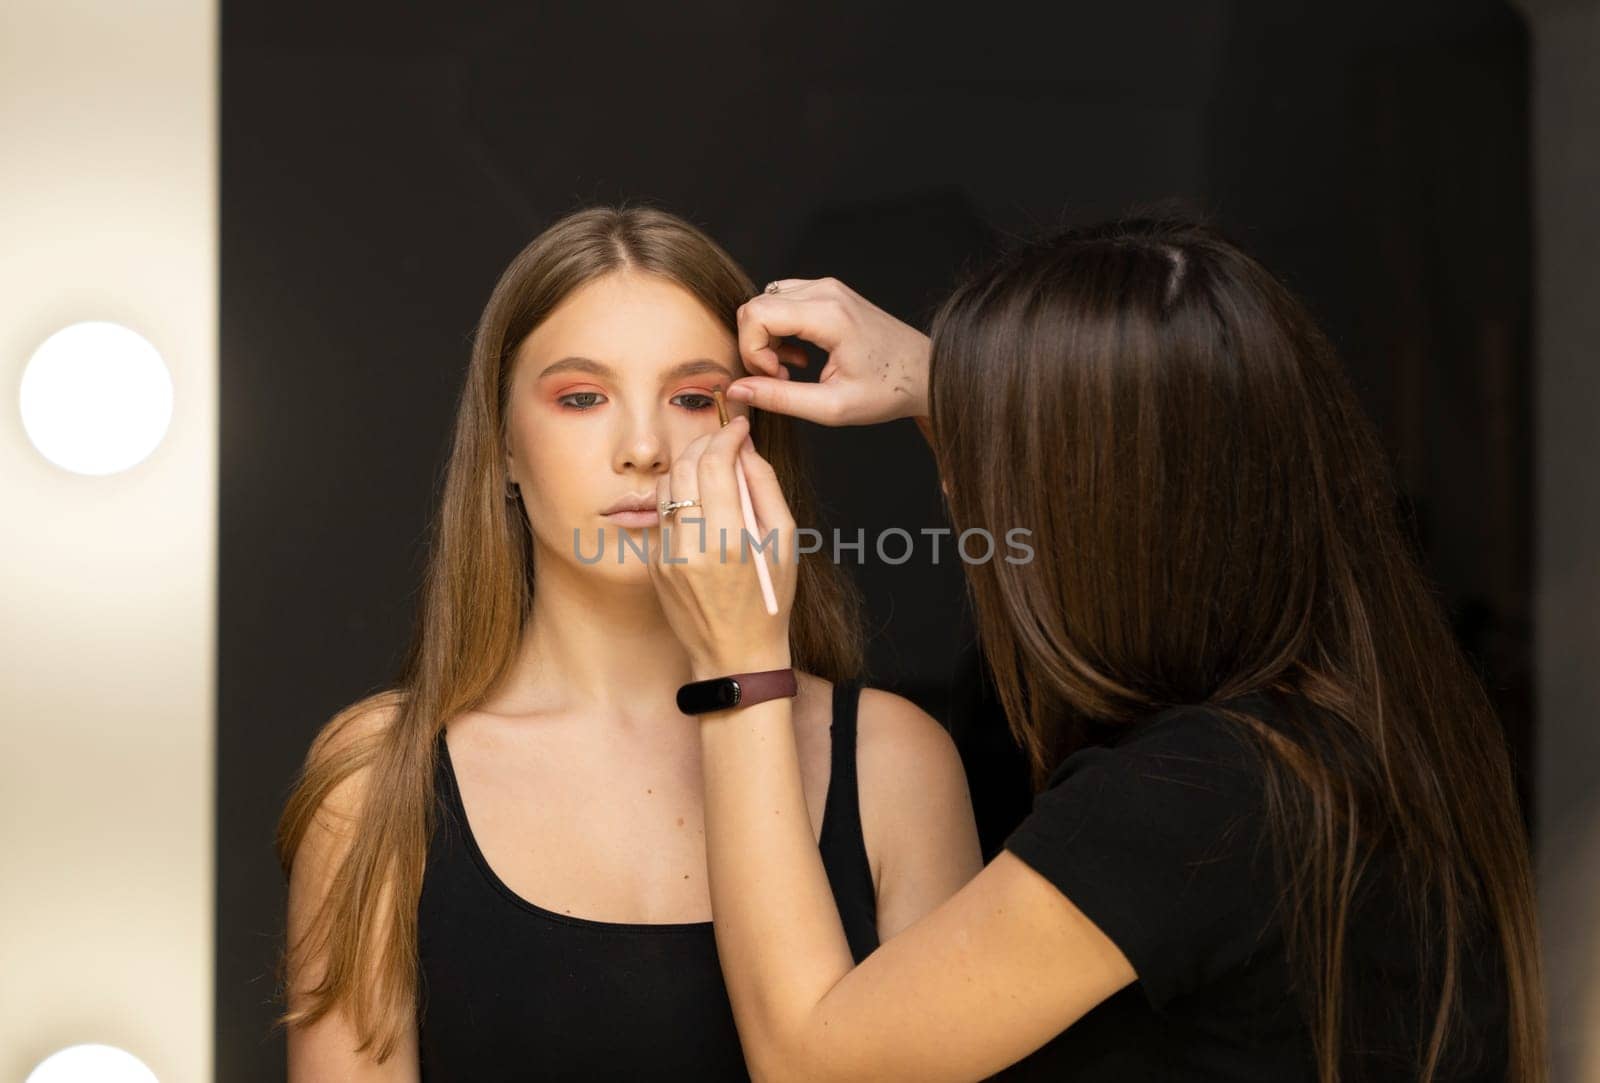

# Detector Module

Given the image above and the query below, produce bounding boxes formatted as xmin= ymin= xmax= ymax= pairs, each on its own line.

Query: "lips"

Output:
xmin=601 ymin=493 xmax=659 ymax=516
xmin=601 ymin=492 xmax=661 ymax=529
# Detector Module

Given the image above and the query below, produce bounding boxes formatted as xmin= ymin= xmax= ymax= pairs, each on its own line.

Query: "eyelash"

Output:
xmin=556 ymin=392 xmax=716 ymax=413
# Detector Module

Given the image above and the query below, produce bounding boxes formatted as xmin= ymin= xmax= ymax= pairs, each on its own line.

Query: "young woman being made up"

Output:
xmin=272 ymin=206 xmax=983 ymax=1081
xmin=648 ymin=215 xmax=1545 ymax=1081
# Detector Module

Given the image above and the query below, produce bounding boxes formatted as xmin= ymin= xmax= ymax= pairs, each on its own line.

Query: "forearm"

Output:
xmin=694 ymin=687 xmax=1131 ymax=1083
xmin=698 ymin=695 xmax=857 ymax=1077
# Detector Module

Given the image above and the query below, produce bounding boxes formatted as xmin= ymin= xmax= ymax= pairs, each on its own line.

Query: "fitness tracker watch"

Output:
xmin=676 ymin=667 xmax=797 ymax=716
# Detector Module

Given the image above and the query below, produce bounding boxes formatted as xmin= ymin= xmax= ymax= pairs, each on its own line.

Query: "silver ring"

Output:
xmin=659 ymin=498 xmax=700 ymax=517
xmin=764 ymin=281 xmax=781 ymax=295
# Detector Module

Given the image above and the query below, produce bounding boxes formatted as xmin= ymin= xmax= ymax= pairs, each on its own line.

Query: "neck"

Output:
xmin=487 ymin=537 xmax=697 ymax=722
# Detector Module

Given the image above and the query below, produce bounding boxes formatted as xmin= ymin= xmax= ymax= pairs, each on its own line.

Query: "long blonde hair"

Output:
xmin=271 ymin=205 xmax=866 ymax=1060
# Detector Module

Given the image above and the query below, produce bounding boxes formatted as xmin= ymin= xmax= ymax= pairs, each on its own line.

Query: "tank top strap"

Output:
xmin=433 ymin=727 xmax=455 ymax=810
xmin=817 ymin=678 xmax=879 ymax=963
xmin=428 ymin=727 xmax=468 ymax=852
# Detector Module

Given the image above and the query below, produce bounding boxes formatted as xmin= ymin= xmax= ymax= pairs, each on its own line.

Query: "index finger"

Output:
xmin=736 ymin=294 xmax=846 ymax=378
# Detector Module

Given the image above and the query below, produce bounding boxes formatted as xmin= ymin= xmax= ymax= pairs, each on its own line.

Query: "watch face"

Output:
xmin=677 ymin=676 xmax=742 ymax=714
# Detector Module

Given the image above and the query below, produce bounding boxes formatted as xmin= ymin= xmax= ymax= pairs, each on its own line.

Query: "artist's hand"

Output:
xmin=728 ymin=278 xmax=931 ymax=427
xmin=648 ymin=415 xmax=799 ymax=680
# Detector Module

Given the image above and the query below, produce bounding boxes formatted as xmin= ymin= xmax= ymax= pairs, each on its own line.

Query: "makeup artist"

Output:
xmin=646 ymin=216 xmax=1544 ymax=1082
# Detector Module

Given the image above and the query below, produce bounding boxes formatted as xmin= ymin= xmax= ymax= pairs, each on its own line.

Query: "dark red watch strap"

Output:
xmin=730 ymin=667 xmax=797 ymax=708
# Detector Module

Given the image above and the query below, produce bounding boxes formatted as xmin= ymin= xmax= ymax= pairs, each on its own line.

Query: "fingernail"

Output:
xmin=726 ymin=385 xmax=752 ymax=401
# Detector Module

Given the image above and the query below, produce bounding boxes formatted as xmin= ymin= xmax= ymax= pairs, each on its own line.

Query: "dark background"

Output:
xmin=219 ymin=1 xmax=1532 ymax=1075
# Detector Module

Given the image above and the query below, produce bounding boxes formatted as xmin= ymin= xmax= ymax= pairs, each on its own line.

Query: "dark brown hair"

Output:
xmin=272 ymin=205 xmax=865 ymax=1060
xmin=926 ymin=213 xmax=1544 ymax=1082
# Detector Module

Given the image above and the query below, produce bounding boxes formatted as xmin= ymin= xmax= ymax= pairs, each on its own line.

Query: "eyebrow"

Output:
xmin=536 ymin=356 xmax=735 ymax=384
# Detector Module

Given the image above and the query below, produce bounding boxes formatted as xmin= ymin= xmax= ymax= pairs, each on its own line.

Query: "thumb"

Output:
xmin=726 ymin=376 xmax=844 ymax=426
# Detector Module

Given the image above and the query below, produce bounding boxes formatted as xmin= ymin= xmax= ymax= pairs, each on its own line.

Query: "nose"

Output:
xmin=614 ymin=408 xmax=667 ymax=474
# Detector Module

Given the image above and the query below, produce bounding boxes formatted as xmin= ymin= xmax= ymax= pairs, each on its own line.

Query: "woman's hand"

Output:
xmin=648 ymin=415 xmax=799 ymax=679
xmin=729 ymin=278 xmax=932 ymax=427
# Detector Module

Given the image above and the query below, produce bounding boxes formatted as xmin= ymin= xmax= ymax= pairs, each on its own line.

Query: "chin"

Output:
xmin=571 ymin=525 xmax=658 ymax=581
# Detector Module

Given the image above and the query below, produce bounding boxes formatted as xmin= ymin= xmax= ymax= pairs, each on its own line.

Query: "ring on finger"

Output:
xmin=660 ymin=497 xmax=701 ymax=518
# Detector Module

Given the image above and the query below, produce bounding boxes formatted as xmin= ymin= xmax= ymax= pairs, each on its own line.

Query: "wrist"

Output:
xmin=680 ymin=661 xmax=797 ymax=720
xmin=690 ymin=649 xmax=792 ymax=683
xmin=902 ymin=333 xmax=932 ymax=422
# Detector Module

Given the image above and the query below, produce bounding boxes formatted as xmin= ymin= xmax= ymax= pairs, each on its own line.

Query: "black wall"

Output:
xmin=220 ymin=2 xmax=1530 ymax=1075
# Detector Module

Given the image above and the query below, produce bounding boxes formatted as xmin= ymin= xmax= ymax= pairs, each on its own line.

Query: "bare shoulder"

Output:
xmin=297 ymin=694 xmax=403 ymax=838
xmin=787 ymin=677 xmax=970 ymax=787
xmin=306 ymin=691 xmax=404 ymax=775
xmin=853 ymin=685 xmax=975 ymax=823
xmin=855 ymin=686 xmax=967 ymax=779
xmin=854 ymin=685 xmax=984 ymax=936
xmin=283 ymin=692 xmax=420 ymax=1079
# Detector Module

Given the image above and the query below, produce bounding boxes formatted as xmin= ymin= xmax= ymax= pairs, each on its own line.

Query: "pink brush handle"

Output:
xmin=733 ymin=456 xmax=779 ymax=616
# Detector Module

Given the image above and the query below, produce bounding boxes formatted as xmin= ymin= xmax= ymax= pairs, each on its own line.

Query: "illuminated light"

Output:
xmin=19 ymin=321 xmax=175 ymax=476
xmin=25 ymin=1043 xmax=159 ymax=1083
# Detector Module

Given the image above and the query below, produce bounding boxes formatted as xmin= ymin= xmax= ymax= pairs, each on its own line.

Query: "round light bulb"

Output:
xmin=19 ymin=321 xmax=175 ymax=476
xmin=25 ymin=1043 xmax=159 ymax=1083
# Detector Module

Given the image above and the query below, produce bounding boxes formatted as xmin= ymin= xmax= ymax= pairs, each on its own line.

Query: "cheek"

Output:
xmin=523 ymin=441 xmax=589 ymax=506
xmin=513 ymin=417 xmax=584 ymax=500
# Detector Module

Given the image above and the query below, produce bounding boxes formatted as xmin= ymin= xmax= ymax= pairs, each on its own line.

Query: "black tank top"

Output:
xmin=416 ymin=678 xmax=878 ymax=1080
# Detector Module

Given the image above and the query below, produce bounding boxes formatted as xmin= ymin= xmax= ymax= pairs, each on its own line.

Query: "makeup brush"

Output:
xmin=714 ymin=387 xmax=779 ymax=616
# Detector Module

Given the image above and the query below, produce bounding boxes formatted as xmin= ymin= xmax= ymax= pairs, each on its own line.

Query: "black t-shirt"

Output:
xmin=994 ymin=697 xmax=1510 ymax=1081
